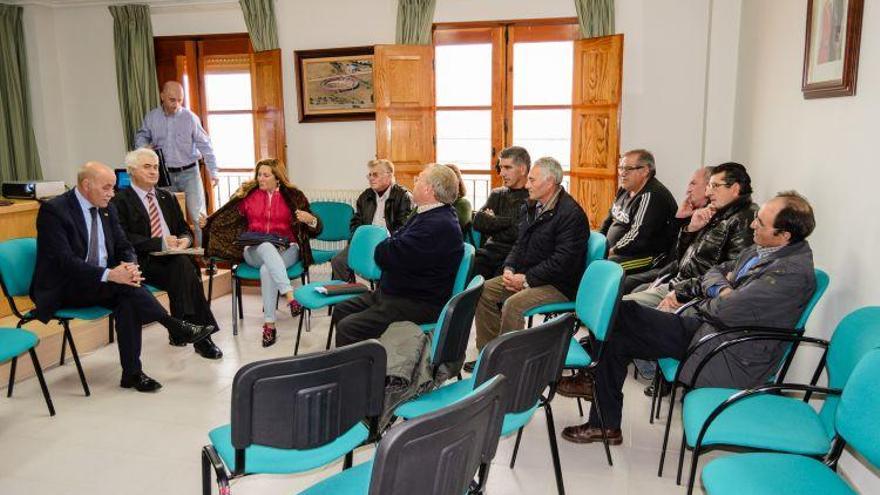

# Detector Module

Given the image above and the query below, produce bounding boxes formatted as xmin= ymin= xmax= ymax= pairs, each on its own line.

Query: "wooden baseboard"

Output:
xmin=0 ymin=269 xmax=232 ymax=388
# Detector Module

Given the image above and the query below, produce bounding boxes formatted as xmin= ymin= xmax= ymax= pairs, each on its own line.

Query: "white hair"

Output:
xmin=124 ymin=148 xmax=159 ymax=174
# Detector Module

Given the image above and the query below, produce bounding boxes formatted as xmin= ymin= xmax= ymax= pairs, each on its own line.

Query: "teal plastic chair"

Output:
xmin=465 ymin=225 xmax=481 ymax=249
xmin=425 ymin=276 xmax=484 ymax=380
xmin=0 ymin=237 xmax=109 ymax=397
xmin=522 ymin=231 xmax=608 ymax=327
xmin=676 ymin=306 xmax=880 ymax=493
xmin=201 ymin=340 xmax=386 ymax=495
xmin=1 ymin=327 xmax=54 ymax=416
xmin=298 ymin=375 xmax=507 ymax=495
xmin=418 ymin=243 xmax=475 ymax=333
xmin=701 ymin=347 xmax=880 ymax=495
xmin=309 ymin=201 xmax=355 ymax=265
xmin=657 ymin=268 xmax=830 ymax=476
xmin=293 ymin=225 xmax=389 ymax=354
xmin=395 ymin=313 xmax=576 ymax=495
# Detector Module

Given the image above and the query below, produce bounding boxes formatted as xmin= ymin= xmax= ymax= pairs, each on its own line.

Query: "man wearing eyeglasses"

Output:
xmin=600 ymin=149 xmax=678 ymax=274
xmin=331 ymin=159 xmax=413 ymax=281
xmin=560 ymin=191 xmax=817 ymax=446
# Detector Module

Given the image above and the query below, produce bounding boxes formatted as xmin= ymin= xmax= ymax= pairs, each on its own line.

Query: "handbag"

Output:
xmin=235 ymin=231 xmax=289 ymax=249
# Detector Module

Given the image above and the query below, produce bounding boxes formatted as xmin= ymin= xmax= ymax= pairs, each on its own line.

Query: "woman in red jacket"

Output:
xmin=204 ymin=158 xmax=321 ymax=347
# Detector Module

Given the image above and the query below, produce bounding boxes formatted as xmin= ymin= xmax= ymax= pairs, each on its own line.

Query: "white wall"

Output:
xmin=732 ymin=0 xmax=880 ymax=489
xmin=23 ymin=0 xmax=738 ymax=198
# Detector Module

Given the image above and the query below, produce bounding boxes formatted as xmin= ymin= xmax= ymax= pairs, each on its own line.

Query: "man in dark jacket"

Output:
xmin=333 ymin=164 xmax=463 ymax=346
xmin=627 ymin=162 xmax=757 ymax=309
xmin=112 ymin=148 xmax=222 ymax=359
xmin=331 ymin=159 xmax=413 ymax=281
xmin=472 ymin=146 xmax=531 ymax=279
xmin=558 ymin=191 xmax=817 ymax=445
xmin=470 ymin=157 xmax=589 ymax=369
xmin=601 ymin=149 xmax=678 ymax=274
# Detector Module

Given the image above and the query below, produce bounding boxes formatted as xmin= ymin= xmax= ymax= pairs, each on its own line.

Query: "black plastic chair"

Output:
xmin=201 ymin=340 xmax=386 ymax=494
xmin=395 ymin=313 xmax=575 ymax=494
xmin=427 ymin=276 xmax=484 ymax=380
xmin=299 ymin=375 xmax=508 ymax=495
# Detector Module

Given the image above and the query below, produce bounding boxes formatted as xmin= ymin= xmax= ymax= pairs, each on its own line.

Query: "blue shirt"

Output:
xmin=134 ymin=107 xmax=217 ymax=175
xmin=74 ymin=188 xmax=109 ymax=282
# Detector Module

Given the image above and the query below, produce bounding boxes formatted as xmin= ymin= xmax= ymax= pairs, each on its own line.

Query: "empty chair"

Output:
xmin=1 ymin=327 xmax=54 ymax=416
xmin=298 ymin=375 xmax=507 ymax=495
xmin=309 ymin=201 xmax=355 ymax=265
xmin=201 ymin=340 xmax=386 ymax=494
xmin=701 ymin=347 xmax=880 ymax=495
xmin=395 ymin=314 xmax=575 ymax=494
xmin=293 ymin=225 xmax=389 ymax=354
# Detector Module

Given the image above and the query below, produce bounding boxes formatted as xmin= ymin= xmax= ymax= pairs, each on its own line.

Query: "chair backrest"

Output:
xmin=368 ymin=375 xmax=507 ymax=495
xmin=348 ymin=225 xmax=389 ymax=281
xmin=465 ymin=227 xmax=481 ymax=250
xmin=574 ymin=260 xmax=624 ymax=342
xmin=795 ymin=268 xmax=830 ymax=329
xmin=310 ymin=201 xmax=355 ymax=242
xmin=430 ymin=276 xmax=484 ymax=375
xmin=836 ymin=348 xmax=880 ymax=468
xmin=586 ymin=230 xmax=607 ymax=266
xmin=474 ymin=314 xmax=575 ymax=415
xmin=0 ymin=237 xmax=37 ymax=299
xmin=230 ymin=340 xmax=386 ymax=452
xmin=450 ymin=243 xmax=475 ymax=296
xmin=818 ymin=306 xmax=880 ymax=436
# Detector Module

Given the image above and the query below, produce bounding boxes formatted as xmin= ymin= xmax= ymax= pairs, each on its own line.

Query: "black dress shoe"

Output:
xmin=463 ymin=361 xmax=476 ymax=373
xmin=194 ymin=337 xmax=223 ymax=360
xmin=165 ymin=318 xmax=214 ymax=345
xmin=120 ymin=371 xmax=162 ymax=392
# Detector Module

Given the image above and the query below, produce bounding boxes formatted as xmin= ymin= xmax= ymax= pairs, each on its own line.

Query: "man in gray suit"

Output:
xmin=558 ymin=191 xmax=817 ymax=445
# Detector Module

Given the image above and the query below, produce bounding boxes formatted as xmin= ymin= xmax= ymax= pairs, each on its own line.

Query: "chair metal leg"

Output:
xmin=294 ymin=310 xmax=306 ymax=356
xmin=686 ymin=446 xmax=701 ymax=495
xmin=649 ymin=373 xmax=660 ymax=424
xmin=207 ymin=260 xmax=215 ymax=303
xmin=527 ymin=315 xmax=534 ymax=328
xmin=543 ymin=402 xmax=566 ymax=495
xmin=509 ymin=427 xmax=524 ymax=468
xmin=658 ymin=384 xmax=679 ymax=476
xmin=676 ymin=432 xmax=687 ymax=485
xmin=63 ymin=323 xmax=90 ymax=397
xmin=59 ymin=322 xmax=68 ymax=366
xmin=325 ymin=319 xmax=335 ymax=350
xmin=29 ymin=349 xmax=55 ymax=416
xmin=7 ymin=356 xmax=17 ymax=397
xmin=236 ymin=279 xmax=244 ymax=319
xmin=202 ymin=445 xmax=229 ymax=495
xmin=576 ymin=396 xmax=584 ymax=417
xmin=591 ymin=382 xmax=614 ymax=466
xmin=343 ymin=451 xmax=353 ymax=470
xmin=231 ymin=278 xmax=239 ymax=336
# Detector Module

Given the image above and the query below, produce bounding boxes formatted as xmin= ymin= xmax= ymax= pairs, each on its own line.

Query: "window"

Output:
xmin=433 ymin=20 xmax=578 ymax=208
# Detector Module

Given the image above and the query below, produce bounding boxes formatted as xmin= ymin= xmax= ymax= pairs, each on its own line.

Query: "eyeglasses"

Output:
xmin=707 ymin=181 xmax=733 ymax=190
xmin=366 ymin=172 xmax=389 ymax=179
xmin=617 ymin=165 xmax=646 ymax=173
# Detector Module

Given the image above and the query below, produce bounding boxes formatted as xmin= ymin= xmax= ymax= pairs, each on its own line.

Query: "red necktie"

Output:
xmin=147 ymin=191 xmax=163 ymax=238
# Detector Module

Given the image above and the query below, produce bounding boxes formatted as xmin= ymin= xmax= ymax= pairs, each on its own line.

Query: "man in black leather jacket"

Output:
xmin=626 ymin=162 xmax=758 ymax=310
xmin=331 ymin=159 xmax=413 ymax=280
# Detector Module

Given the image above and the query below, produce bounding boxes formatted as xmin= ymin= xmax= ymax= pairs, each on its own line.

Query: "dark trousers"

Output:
xmin=333 ymin=289 xmax=443 ymax=347
xmin=473 ymin=244 xmax=509 ymax=280
xmin=142 ymin=255 xmax=218 ymax=331
xmin=589 ymin=300 xmax=703 ymax=429
xmin=60 ymin=281 xmax=168 ymax=376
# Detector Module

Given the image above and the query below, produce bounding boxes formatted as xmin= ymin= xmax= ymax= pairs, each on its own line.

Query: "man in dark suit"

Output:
xmin=112 ymin=148 xmax=222 ymax=359
xmin=31 ymin=161 xmax=215 ymax=392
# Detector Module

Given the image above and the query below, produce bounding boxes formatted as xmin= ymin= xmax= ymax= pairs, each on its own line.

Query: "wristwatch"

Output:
xmin=522 ymin=278 xmax=530 ymax=289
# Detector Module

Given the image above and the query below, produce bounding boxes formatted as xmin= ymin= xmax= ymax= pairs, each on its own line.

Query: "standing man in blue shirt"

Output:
xmin=135 ymin=81 xmax=217 ymax=243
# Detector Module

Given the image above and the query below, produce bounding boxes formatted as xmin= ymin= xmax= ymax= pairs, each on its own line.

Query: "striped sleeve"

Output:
xmin=613 ymin=192 xmax=651 ymax=251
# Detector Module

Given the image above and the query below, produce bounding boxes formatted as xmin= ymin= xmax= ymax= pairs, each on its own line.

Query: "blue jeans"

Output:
xmin=242 ymin=242 xmax=300 ymax=323
xmin=165 ymin=166 xmax=206 ymax=243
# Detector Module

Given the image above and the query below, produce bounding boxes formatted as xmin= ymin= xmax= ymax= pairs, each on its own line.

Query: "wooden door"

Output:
xmin=374 ymin=45 xmax=435 ymax=189
xmin=569 ymin=34 xmax=623 ymax=228
xmin=251 ymin=48 xmax=287 ymax=167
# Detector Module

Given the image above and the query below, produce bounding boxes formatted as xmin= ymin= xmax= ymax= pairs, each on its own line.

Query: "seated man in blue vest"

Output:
xmin=332 ymin=163 xmax=464 ymax=346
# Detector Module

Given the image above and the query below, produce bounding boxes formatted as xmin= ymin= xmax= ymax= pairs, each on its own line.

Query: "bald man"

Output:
xmin=135 ymin=81 xmax=217 ymax=242
xmin=31 ymin=162 xmax=215 ymax=393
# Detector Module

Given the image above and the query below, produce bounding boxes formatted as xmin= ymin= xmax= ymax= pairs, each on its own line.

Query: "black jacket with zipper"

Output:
xmin=350 ymin=183 xmax=413 ymax=236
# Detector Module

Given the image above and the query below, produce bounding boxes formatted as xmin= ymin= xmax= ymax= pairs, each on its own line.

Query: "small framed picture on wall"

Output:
xmin=802 ymin=0 xmax=864 ymax=99
xmin=294 ymin=46 xmax=375 ymax=122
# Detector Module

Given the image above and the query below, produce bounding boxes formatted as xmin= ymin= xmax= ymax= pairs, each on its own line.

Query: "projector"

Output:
xmin=2 ymin=180 xmax=67 ymax=199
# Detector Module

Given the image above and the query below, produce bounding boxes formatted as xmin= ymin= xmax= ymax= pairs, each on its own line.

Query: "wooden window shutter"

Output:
xmin=569 ymin=34 xmax=623 ymax=229
xmin=250 ymin=48 xmax=287 ymax=168
xmin=374 ymin=44 xmax=435 ymax=189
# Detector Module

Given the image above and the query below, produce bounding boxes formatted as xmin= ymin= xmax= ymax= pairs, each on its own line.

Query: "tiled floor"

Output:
xmin=0 ymin=276 xmax=711 ymax=494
